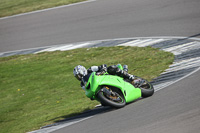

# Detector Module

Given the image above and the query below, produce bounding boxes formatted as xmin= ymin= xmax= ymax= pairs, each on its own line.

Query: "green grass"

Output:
xmin=0 ymin=46 xmax=174 ymax=133
xmin=0 ymin=0 xmax=86 ymax=17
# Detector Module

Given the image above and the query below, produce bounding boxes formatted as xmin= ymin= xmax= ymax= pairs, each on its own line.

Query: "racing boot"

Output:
xmin=119 ymin=69 xmax=144 ymax=87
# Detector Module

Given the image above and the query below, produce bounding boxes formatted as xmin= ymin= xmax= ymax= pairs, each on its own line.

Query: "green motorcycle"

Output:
xmin=82 ymin=64 xmax=154 ymax=108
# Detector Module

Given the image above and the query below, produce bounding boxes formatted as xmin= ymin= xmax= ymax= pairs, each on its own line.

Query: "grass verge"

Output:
xmin=0 ymin=0 xmax=86 ymax=18
xmin=0 ymin=46 xmax=174 ymax=133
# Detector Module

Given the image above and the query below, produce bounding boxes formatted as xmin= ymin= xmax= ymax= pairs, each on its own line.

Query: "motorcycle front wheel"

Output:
xmin=97 ymin=87 xmax=126 ymax=108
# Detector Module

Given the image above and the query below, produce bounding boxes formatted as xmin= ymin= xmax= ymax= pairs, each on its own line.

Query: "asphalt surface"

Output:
xmin=1 ymin=0 xmax=200 ymax=133
xmin=0 ymin=0 xmax=200 ymax=52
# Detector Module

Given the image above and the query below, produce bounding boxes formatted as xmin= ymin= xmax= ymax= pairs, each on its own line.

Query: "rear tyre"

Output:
xmin=132 ymin=77 xmax=154 ymax=98
xmin=97 ymin=87 xmax=126 ymax=108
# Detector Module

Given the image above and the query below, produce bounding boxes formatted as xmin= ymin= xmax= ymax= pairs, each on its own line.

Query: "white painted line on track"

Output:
xmin=170 ymin=57 xmax=200 ymax=67
xmin=160 ymin=58 xmax=200 ymax=74
xmin=137 ymin=39 xmax=165 ymax=47
xmin=118 ymin=40 xmax=142 ymax=46
xmin=163 ymin=42 xmax=198 ymax=55
xmin=128 ymin=39 xmax=153 ymax=46
xmin=118 ymin=39 xmax=169 ymax=47
xmin=0 ymin=0 xmax=97 ymax=20
xmin=46 ymin=44 xmax=74 ymax=52
xmin=119 ymin=39 xmax=153 ymax=46
xmin=60 ymin=42 xmax=92 ymax=51
xmin=172 ymin=42 xmax=200 ymax=55
xmin=89 ymin=36 xmax=200 ymax=42
xmin=35 ymin=44 xmax=74 ymax=53
xmin=154 ymin=81 xmax=174 ymax=91
xmin=154 ymin=67 xmax=200 ymax=92
xmin=34 ymin=42 xmax=92 ymax=54
xmin=29 ymin=116 xmax=93 ymax=133
xmin=163 ymin=64 xmax=200 ymax=75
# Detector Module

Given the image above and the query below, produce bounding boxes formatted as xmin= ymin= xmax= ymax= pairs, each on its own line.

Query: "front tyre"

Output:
xmin=97 ymin=87 xmax=126 ymax=108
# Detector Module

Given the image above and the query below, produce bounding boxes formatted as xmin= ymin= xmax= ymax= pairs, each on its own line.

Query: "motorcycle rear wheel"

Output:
xmin=132 ymin=77 xmax=154 ymax=98
xmin=97 ymin=87 xmax=126 ymax=108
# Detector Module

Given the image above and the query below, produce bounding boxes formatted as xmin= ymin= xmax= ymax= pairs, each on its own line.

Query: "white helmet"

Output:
xmin=73 ymin=65 xmax=88 ymax=80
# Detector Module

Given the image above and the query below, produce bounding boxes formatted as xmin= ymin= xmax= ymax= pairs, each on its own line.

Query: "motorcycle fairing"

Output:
xmin=85 ymin=72 xmax=141 ymax=103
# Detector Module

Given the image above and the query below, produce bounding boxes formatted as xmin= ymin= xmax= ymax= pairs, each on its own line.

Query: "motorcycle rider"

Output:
xmin=73 ymin=64 xmax=136 ymax=90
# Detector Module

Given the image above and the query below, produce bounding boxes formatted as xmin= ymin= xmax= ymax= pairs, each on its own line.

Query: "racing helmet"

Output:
xmin=73 ymin=65 xmax=88 ymax=81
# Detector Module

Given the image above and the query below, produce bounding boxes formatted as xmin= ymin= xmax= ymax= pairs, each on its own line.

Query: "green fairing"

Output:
xmin=85 ymin=72 xmax=142 ymax=103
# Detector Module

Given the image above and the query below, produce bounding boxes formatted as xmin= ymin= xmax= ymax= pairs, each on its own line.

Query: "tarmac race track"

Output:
xmin=0 ymin=0 xmax=200 ymax=52
xmin=0 ymin=0 xmax=200 ymax=133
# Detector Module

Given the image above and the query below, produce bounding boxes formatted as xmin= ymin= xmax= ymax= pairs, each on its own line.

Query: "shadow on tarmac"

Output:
xmin=41 ymin=106 xmax=113 ymax=129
